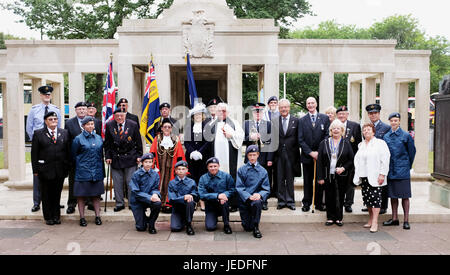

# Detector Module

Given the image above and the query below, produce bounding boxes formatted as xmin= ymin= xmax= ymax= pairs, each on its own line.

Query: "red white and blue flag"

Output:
xmin=101 ymin=61 xmax=118 ymax=139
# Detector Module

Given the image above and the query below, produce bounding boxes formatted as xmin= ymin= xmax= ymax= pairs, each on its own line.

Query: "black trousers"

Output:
xmin=205 ymin=200 xmax=230 ymax=231
xmin=325 ymin=175 xmax=347 ymax=221
xmin=344 ymin=169 xmax=355 ymax=207
xmin=302 ymin=161 xmax=325 ymax=208
xmin=277 ymin=149 xmax=295 ymax=207
xmin=40 ymin=177 xmax=64 ymax=222
xmin=239 ymin=199 xmax=263 ymax=231
xmin=381 ymin=186 xmax=389 ymax=210
xmin=263 ymin=161 xmax=277 ymax=199
xmin=67 ymin=167 xmax=77 ymax=208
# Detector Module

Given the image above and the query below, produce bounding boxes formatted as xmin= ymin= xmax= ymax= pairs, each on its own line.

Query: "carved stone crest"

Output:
xmin=182 ymin=10 xmax=214 ymax=58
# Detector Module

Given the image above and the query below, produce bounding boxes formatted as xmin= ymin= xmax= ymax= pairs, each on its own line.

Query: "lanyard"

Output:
xmin=329 ymin=137 xmax=341 ymax=158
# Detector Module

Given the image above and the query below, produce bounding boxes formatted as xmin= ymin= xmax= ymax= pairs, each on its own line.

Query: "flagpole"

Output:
xmin=283 ymin=73 xmax=286 ymax=99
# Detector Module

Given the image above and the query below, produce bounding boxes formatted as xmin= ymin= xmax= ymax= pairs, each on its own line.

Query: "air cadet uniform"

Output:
xmin=198 ymin=157 xmax=236 ymax=234
xmin=26 ymin=85 xmax=62 ymax=212
xmin=129 ymin=153 xmax=162 ymax=234
xmin=236 ymin=145 xmax=270 ymax=238
xmin=168 ymin=161 xmax=199 ymax=235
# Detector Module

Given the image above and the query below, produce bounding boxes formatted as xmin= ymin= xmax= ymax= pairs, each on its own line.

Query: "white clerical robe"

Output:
xmin=214 ymin=118 xmax=244 ymax=174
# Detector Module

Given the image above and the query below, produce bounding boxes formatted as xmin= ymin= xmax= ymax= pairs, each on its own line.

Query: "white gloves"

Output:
xmin=190 ymin=150 xmax=203 ymax=161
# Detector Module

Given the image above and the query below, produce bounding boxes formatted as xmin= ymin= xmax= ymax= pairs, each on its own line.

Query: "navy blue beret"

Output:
xmin=44 ymin=111 xmax=58 ymax=120
xmin=175 ymin=160 xmax=188 ymax=168
xmin=141 ymin=153 xmax=155 ymax=161
xmin=246 ymin=145 xmax=259 ymax=155
xmin=206 ymin=157 xmax=220 ymax=165
xmin=267 ymin=96 xmax=278 ymax=104
xmin=81 ymin=116 xmax=94 ymax=126
xmin=38 ymin=85 xmax=53 ymax=94
xmin=388 ymin=112 xmax=401 ymax=120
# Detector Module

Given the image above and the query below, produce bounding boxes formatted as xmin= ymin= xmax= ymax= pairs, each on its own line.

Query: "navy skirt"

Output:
xmin=387 ymin=178 xmax=411 ymax=199
xmin=74 ymin=180 xmax=105 ymax=197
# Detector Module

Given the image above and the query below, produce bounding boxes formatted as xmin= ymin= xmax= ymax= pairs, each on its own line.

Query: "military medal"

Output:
xmin=128 ymin=136 xmax=132 ymax=141
xmin=330 ymin=137 xmax=341 ymax=160
xmin=321 ymin=124 xmax=324 ymax=131
xmin=351 ymin=136 xmax=355 ymax=143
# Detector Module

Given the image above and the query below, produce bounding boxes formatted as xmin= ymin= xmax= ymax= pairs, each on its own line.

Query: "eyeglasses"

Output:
xmin=47 ymin=118 xmax=58 ymax=121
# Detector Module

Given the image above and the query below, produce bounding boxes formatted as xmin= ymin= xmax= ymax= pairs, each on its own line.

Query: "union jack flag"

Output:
xmin=101 ymin=61 xmax=118 ymax=139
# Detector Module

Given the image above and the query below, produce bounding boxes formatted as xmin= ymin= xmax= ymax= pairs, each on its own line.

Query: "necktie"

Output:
xmin=51 ymin=130 xmax=56 ymax=144
xmin=44 ymin=106 xmax=49 ymax=116
xmin=282 ymin=117 xmax=288 ymax=134
xmin=311 ymin=114 xmax=316 ymax=127
xmin=118 ymin=124 xmax=123 ymax=139
xmin=256 ymin=122 xmax=260 ymax=132
xmin=269 ymin=111 xmax=272 ymax=121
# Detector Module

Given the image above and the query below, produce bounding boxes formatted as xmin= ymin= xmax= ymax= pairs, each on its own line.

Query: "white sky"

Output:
xmin=0 ymin=0 xmax=449 ymax=40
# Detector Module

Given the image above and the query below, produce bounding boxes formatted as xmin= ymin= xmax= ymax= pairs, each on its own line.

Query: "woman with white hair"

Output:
xmin=317 ymin=119 xmax=354 ymax=226
xmin=184 ymin=103 xmax=211 ymax=211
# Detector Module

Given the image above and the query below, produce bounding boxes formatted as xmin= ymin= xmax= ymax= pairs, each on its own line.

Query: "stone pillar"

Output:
xmin=414 ymin=76 xmax=430 ymax=174
xmin=6 ymin=73 xmax=26 ymax=183
xmin=263 ymin=64 xmax=279 ymax=105
xmin=52 ymin=77 xmax=65 ymax=128
xmin=227 ymin=64 xmax=243 ymax=123
xmin=380 ymin=72 xmax=397 ymax=122
xmin=398 ymin=82 xmax=409 ymax=131
xmin=319 ymin=71 xmax=334 ymax=113
xmin=361 ymin=78 xmax=377 ymax=124
xmin=155 ymin=64 xmax=171 ymax=106
xmin=68 ymin=72 xmax=85 ymax=118
xmin=32 ymin=78 xmax=46 ymax=105
xmin=347 ymin=80 xmax=361 ymax=122
xmin=1 ymin=82 xmax=7 ymax=169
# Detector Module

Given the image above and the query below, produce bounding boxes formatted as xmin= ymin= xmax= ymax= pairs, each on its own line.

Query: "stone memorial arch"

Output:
xmin=0 ymin=0 xmax=431 ymax=187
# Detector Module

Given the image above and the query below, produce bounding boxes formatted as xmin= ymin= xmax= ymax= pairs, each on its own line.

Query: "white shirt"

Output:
xmin=193 ymin=122 xmax=202 ymax=134
xmin=353 ymin=137 xmax=390 ymax=187
xmin=47 ymin=127 xmax=58 ymax=138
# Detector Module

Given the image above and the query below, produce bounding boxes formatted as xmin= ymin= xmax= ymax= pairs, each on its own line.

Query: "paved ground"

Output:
xmin=1 ymin=220 xmax=450 ymax=255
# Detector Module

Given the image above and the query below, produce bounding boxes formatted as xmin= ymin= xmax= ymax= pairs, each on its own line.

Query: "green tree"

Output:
xmin=0 ymin=32 xmax=26 ymax=49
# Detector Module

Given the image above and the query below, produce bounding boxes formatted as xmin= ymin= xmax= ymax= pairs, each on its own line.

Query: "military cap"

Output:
xmin=267 ymin=96 xmax=278 ymax=104
xmin=246 ymin=145 xmax=259 ymax=155
xmin=251 ymin=102 xmax=266 ymax=112
xmin=206 ymin=97 xmax=224 ymax=108
xmin=74 ymin=102 xmax=87 ymax=109
xmin=206 ymin=157 xmax=220 ymax=165
xmin=81 ymin=116 xmax=94 ymax=126
xmin=44 ymin=111 xmax=58 ymax=120
xmin=175 ymin=160 xmax=188 ymax=168
xmin=141 ymin=153 xmax=155 ymax=161
xmin=366 ymin=104 xmax=381 ymax=113
xmin=38 ymin=85 xmax=53 ymax=95
xmin=336 ymin=106 xmax=349 ymax=114
xmin=113 ymin=108 xmax=126 ymax=114
xmin=86 ymin=102 xmax=96 ymax=108
xmin=159 ymin=103 xmax=171 ymax=110
xmin=388 ymin=112 xmax=401 ymax=120
xmin=117 ymin=98 xmax=128 ymax=107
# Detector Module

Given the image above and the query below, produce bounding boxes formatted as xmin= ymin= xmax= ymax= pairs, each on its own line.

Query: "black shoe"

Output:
xmin=403 ymin=222 xmax=410 ymax=230
xmin=186 ymin=224 xmax=195 ymax=235
xmin=380 ymin=209 xmax=387 ymax=215
xmin=53 ymin=219 xmax=61 ymax=225
xmin=335 ymin=220 xmax=343 ymax=227
xmin=277 ymin=205 xmax=286 ymax=210
xmin=79 ymin=218 xmax=87 ymax=227
xmin=162 ymin=206 xmax=172 ymax=214
xmin=287 ymin=205 xmax=296 ymax=211
xmin=87 ymin=204 xmax=95 ymax=211
xmin=45 ymin=220 xmax=55 ymax=226
xmin=345 ymin=206 xmax=353 ymax=213
xmin=262 ymin=203 xmax=268 ymax=211
xmin=383 ymin=219 xmax=399 ymax=226
xmin=60 ymin=205 xmax=65 ymax=209
xmin=148 ymin=227 xmax=157 ymax=234
xmin=66 ymin=206 xmax=75 ymax=214
xmin=325 ymin=221 xmax=334 ymax=226
xmin=230 ymin=207 xmax=238 ymax=213
xmin=316 ymin=205 xmax=326 ymax=212
xmin=95 ymin=217 xmax=102 ymax=225
xmin=223 ymin=225 xmax=233 ymax=234
xmin=113 ymin=206 xmax=125 ymax=212
xmin=361 ymin=207 xmax=368 ymax=212
xmin=31 ymin=205 xmax=40 ymax=212
xmin=253 ymin=227 xmax=262 ymax=238
xmin=301 ymin=206 xmax=310 ymax=212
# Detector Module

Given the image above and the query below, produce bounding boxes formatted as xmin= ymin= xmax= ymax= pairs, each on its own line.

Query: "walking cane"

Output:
xmin=312 ymin=159 xmax=317 ymax=213
xmin=105 ymin=163 xmax=110 ymax=212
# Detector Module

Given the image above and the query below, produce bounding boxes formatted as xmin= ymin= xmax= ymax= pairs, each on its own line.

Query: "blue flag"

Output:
xmin=186 ymin=53 xmax=198 ymax=108
xmin=140 ymin=58 xmax=161 ymax=144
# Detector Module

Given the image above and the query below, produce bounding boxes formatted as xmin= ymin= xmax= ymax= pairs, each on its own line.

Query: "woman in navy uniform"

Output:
xmin=168 ymin=161 xmax=199 ymax=235
xmin=31 ymin=112 xmax=71 ymax=225
xmin=129 ymin=153 xmax=162 ymax=234
xmin=383 ymin=113 xmax=416 ymax=230
xmin=236 ymin=145 xmax=270 ymax=238
xmin=317 ymin=120 xmax=355 ymax=226
xmin=71 ymin=116 xmax=105 ymax=227
xmin=198 ymin=157 xmax=235 ymax=234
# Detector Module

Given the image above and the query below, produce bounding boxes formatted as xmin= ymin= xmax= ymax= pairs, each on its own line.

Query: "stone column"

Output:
xmin=380 ymin=72 xmax=397 ymax=122
xmin=319 ymin=71 xmax=334 ymax=113
xmin=32 ymin=78 xmax=46 ymax=105
xmin=414 ymin=76 xmax=430 ymax=174
xmin=361 ymin=78 xmax=377 ymax=124
xmin=227 ymin=64 xmax=243 ymax=123
xmin=1 ymin=82 xmax=7 ymax=169
xmin=263 ymin=64 xmax=279 ymax=105
xmin=155 ymin=64 xmax=171 ymax=105
xmin=68 ymin=72 xmax=85 ymax=118
xmin=52 ymin=77 xmax=65 ymax=128
xmin=347 ymin=80 xmax=361 ymax=122
xmin=398 ymin=82 xmax=409 ymax=131
xmin=6 ymin=73 xmax=26 ymax=183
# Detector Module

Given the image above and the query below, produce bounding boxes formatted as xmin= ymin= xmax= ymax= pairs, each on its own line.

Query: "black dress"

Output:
xmin=184 ymin=120 xmax=211 ymax=184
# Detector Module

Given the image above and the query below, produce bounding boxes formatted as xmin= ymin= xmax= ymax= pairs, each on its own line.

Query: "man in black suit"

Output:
xmin=86 ymin=102 xmax=102 ymax=134
xmin=64 ymin=102 xmax=88 ymax=214
xmin=104 ymin=108 xmax=143 ymax=212
xmin=275 ymin=99 xmax=301 ymax=210
xmin=298 ymin=97 xmax=330 ymax=212
xmin=244 ymin=103 xmax=275 ymax=210
xmin=336 ymin=106 xmax=361 ymax=213
xmin=117 ymin=98 xmax=140 ymax=125
xmin=31 ymin=112 xmax=71 ymax=225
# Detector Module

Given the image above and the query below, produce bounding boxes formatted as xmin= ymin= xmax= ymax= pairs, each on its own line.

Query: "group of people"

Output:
xmin=28 ymin=84 xmax=416 ymax=238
